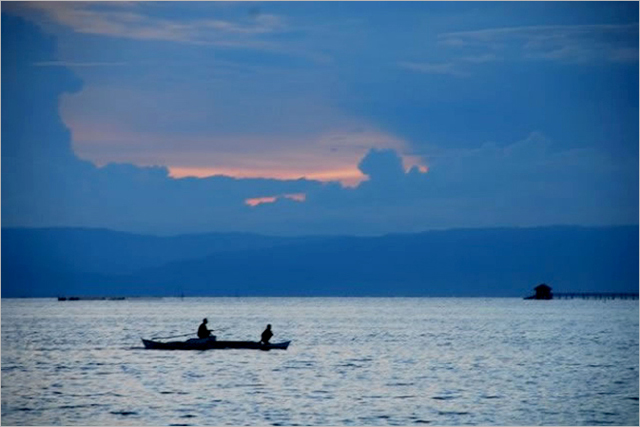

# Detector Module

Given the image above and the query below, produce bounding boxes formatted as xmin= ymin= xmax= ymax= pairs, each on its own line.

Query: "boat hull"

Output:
xmin=141 ymin=337 xmax=290 ymax=351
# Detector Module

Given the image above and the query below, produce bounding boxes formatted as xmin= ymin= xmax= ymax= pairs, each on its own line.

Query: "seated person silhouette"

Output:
xmin=260 ymin=324 xmax=273 ymax=345
xmin=198 ymin=318 xmax=214 ymax=339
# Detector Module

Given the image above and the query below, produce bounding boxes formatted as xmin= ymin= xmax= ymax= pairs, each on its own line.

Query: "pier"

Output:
xmin=554 ymin=292 xmax=638 ymax=300
xmin=525 ymin=284 xmax=639 ymax=300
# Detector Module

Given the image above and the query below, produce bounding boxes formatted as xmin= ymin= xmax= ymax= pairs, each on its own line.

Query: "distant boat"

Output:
xmin=141 ymin=337 xmax=291 ymax=351
xmin=57 ymin=296 xmax=126 ymax=301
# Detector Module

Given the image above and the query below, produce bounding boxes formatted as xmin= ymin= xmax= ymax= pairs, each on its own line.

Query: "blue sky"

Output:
xmin=2 ymin=2 xmax=638 ymax=235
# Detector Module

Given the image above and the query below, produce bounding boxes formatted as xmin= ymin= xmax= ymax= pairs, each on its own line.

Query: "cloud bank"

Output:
xmin=2 ymin=15 xmax=637 ymax=236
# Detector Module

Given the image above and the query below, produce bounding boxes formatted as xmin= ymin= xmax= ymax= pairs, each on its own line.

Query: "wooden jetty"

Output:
xmin=525 ymin=284 xmax=639 ymax=300
xmin=554 ymin=292 xmax=638 ymax=300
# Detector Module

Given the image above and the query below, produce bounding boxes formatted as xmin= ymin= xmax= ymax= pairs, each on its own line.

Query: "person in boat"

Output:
xmin=260 ymin=324 xmax=273 ymax=345
xmin=198 ymin=318 xmax=214 ymax=339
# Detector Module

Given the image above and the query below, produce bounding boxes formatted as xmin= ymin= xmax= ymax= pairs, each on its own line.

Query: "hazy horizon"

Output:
xmin=4 ymin=222 xmax=640 ymax=238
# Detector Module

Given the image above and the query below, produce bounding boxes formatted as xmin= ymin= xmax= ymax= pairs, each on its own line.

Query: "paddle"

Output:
xmin=151 ymin=327 xmax=227 ymax=341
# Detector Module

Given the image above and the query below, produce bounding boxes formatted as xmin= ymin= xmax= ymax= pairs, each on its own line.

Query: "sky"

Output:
xmin=2 ymin=1 xmax=638 ymax=236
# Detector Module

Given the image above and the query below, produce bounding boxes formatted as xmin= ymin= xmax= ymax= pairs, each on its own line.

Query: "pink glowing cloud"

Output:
xmin=245 ymin=193 xmax=307 ymax=207
xmin=63 ymin=113 xmax=428 ymax=187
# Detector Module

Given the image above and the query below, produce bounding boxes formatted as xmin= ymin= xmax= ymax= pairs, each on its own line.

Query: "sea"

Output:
xmin=1 ymin=297 xmax=638 ymax=426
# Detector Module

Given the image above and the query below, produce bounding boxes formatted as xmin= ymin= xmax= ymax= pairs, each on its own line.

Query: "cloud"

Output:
xmin=33 ymin=61 xmax=127 ymax=67
xmin=245 ymin=193 xmax=306 ymax=207
xmin=357 ymin=149 xmax=406 ymax=182
xmin=59 ymin=77 xmax=417 ymax=187
xmin=398 ymin=61 xmax=467 ymax=77
xmin=438 ymin=23 xmax=639 ymax=64
xmin=460 ymin=53 xmax=499 ymax=63
xmin=62 ymin=107 xmax=414 ymax=187
xmin=5 ymin=2 xmax=328 ymax=62
xmin=16 ymin=2 xmax=285 ymax=41
xmin=3 ymin=14 xmax=637 ymax=236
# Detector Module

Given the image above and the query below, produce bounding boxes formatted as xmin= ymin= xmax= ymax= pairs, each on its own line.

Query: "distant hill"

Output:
xmin=1 ymin=228 xmax=309 ymax=297
xmin=2 ymin=226 xmax=638 ymax=297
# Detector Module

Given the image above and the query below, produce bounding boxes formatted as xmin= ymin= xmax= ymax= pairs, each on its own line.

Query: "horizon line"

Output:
xmin=2 ymin=223 xmax=638 ymax=239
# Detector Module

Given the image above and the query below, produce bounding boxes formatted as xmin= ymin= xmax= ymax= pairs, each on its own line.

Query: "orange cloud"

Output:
xmin=166 ymin=155 xmax=427 ymax=186
xmin=284 ymin=193 xmax=306 ymax=202
xmin=245 ymin=196 xmax=277 ymax=207
xmin=402 ymin=155 xmax=429 ymax=173
xmin=168 ymin=166 xmax=367 ymax=187
xmin=245 ymin=193 xmax=307 ymax=207
xmin=64 ymin=114 xmax=428 ymax=187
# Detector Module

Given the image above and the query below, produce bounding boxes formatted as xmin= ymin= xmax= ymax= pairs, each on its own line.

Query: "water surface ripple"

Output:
xmin=2 ymin=298 xmax=638 ymax=425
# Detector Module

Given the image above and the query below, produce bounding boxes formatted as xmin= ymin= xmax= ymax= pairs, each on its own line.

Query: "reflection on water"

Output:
xmin=2 ymin=297 xmax=638 ymax=425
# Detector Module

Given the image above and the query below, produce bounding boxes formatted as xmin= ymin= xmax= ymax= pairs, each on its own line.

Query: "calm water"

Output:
xmin=1 ymin=298 xmax=638 ymax=426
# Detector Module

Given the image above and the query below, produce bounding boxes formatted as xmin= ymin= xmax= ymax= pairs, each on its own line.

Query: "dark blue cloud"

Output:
xmin=358 ymin=149 xmax=405 ymax=182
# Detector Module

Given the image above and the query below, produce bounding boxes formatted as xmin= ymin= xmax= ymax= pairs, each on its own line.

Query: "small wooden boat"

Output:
xmin=141 ymin=337 xmax=291 ymax=351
